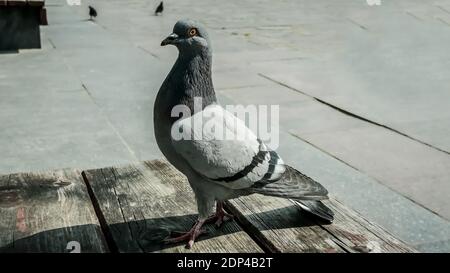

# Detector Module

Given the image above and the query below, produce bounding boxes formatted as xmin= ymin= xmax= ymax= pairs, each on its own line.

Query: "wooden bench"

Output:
xmin=0 ymin=159 xmax=416 ymax=253
xmin=0 ymin=0 xmax=47 ymax=51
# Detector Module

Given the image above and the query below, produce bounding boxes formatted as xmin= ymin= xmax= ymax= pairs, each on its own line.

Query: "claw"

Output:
xmin=187 ymin=239 xmax=195 ymax=249
xmin=214 ymin=212 xmax=234 ymax=227
xmin=206 ymin=201 xmax=234 ymax=228
xmin=162 ymin=202 xmax=234 ymax=248
xmin=163 ymin=220 xmax=207 ymax=248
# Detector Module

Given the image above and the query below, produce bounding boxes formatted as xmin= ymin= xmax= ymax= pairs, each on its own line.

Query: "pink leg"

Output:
xmin=164 ymin=219 xmax=207 ymax=249
xmin=206 ymin=201 xmax=234 ymax=227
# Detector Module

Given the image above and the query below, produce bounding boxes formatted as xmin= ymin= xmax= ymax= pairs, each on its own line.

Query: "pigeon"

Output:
xmin=155 ymin=1 xmax=163 ymax=15
xmin=154 ymin=19 xmax=334 ymax=249
xmin=88 ymin=6 xmax=97 ymax=21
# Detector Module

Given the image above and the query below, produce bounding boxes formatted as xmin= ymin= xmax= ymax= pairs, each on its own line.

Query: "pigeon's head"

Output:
xmin=161 ymin=19 xmax=211 ymax=55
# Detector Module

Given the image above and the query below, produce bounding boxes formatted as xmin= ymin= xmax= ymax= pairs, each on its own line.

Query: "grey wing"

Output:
xmin=171 ymin=104 xmax=279 ymax=189
xmin=249 ymin=165 xmax=334 ymax=223
xmin=172 ymin=105 xmax=333 ymax=221
xmin=249 ymin=165 xmax=329 ymax=200
xmin=172 ymin=105 xmax=329 ymax=199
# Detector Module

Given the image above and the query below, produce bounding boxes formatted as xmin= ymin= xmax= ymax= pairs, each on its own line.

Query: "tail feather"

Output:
xmin=250 ymin=165 xmax=329 ymax=199
xmin=248 ymin=164 xmax=334 ymax=223
xmin=292 ymin=199 xmax=334 ymax=223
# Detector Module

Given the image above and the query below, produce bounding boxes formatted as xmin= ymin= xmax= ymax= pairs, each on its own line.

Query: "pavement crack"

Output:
xmin=288 ymin=131 xmax=450 ymax=221
xmin=137 ymin=45 xmax=159 ymax=59
xmin=47 ymin=38 xmax=56 ymax=49
xmin=405 ymin=11 xmax=423 ymax=21
xmin=435 ymin=5 xmax=450 ymax=15
xmin=258 ymin=73 xmax=450 ymax=156
xmin=436 ymin=17 xmax=450 ymax=26
xmin=81 ymin=83 xmax=93 ymax=97
xmin=80 ymin=83 xmax=139 ymax=161
xmin=347 ymin=18 xmax=368 ymax=31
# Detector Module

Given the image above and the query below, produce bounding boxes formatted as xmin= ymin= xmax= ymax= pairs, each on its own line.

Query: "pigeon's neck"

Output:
xmin=175 ymin=49 xmax=217 ymax=113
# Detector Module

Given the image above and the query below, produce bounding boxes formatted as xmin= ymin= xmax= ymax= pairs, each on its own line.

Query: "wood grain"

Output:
xmin=0 ymin=159 xmax=416 ymax=253
xmin=226 ymin=194 xmax=345 ymax=253
xmin=320 ymin=199 xmax=417 ymax=253
xmin=226 ymin=195 xmax=416 ymax=253
xmin=82 ymin=160 xmax=263 ymax=253
xmin=0 ymin=169 xmax=108 ymax=253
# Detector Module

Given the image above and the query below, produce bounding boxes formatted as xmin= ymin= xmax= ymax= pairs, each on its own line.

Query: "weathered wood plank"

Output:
xmin=0 ymin=169 xmax=108 ymax=253
xmin=82 ymin=160 xmax=263 ymax=253
xmin=226 ymin=195 xmax=416 ymax=253
xmin=226 ymin=195 xmax=345 ymax=253
xmin=320 ymin=199 xmax=417 ymax=253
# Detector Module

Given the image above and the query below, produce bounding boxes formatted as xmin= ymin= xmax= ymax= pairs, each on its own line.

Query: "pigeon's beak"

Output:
xmin=161 ymin=33 xmax=179 ymax=46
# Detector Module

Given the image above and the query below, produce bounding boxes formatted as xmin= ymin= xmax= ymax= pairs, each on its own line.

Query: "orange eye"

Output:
xmin=189 ymin=28 xmax=197 ymax=37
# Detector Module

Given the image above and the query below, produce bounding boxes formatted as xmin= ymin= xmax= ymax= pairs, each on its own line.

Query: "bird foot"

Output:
xmin=163 ymin=220 xmax=207 ymax=249
xmin=206 ymin=208 xmax=234 ymax=228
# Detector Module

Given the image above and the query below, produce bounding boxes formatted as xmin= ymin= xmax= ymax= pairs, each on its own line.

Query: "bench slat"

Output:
xmin=82 ymin=160 xmax=263 ymax=253
xmin=319 ymin=199 xmax=416 ymax=253
xmin=227 ymin=194 xmax=416 ymax=253
xmin=0 ymin=169 xmax=108 ymax=253
xmin=226 ymin=195 xmax=345 ymax=253
xmin=0 ymin=159 xmax=417 ymax=253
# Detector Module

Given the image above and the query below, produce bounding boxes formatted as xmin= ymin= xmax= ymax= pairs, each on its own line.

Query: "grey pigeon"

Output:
xmin=155 ymin=1 xmax=163 ymax=15
xmin=88 ymin=6 xmax=97 ymax=21
xmin=154 ymin=19 xmax=334 ymax=249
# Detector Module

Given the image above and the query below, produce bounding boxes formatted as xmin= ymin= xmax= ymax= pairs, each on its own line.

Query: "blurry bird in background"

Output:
xmin=89 ymin=6 xmax=97 ymax=21
xmin=155 ymin=1 xmax=164 ymax=16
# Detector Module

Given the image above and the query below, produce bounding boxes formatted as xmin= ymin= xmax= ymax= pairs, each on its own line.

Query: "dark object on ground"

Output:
xmin=0 ymin=0 xmax=47 ymax=51
xmin=89 ymin=5 xmax=97 ymax=20
xmin=155 ymin=1 xmax=163 ymax=15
